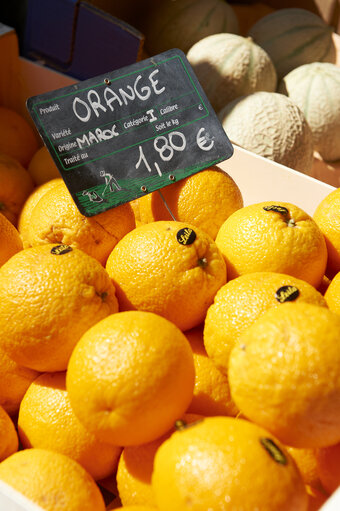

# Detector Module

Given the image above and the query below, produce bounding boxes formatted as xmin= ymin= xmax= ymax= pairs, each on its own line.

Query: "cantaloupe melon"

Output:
xmin=187 ymin=33 xmax=277 ymax=113
xmin=218 ymin=91 xmax=314 ymax=174
xmin=248 ymin=8 xmax=336 ymax=79
xmin=279 ymin=62 xmax=340 ymax=162
xmin=141 ymin=0 xmax=239 ymax=55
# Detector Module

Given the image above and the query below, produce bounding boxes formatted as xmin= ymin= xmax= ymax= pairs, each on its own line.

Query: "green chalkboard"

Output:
xmin=27 ymin=49 xmax=234 ymax=217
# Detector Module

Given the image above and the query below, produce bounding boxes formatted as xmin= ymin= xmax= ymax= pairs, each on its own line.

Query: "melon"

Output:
xmin=187 ymin=33 xmax=277 ymax=112
xmin=141 ymin=0 xmax=239 ymax=55
xmin=218 ymin=91 xmax=314 ymax=174
xmin=279 ymin=62 xmax=340 ymax=162
xmin=248 ymin=8 xmax=336 ymax=79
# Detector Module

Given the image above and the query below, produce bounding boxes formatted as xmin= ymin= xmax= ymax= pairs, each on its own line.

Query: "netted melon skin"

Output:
xmin=248 ymin=8 xmax=336 ymax=79
xmin=279 ymin=62 xmax=340 ymax=162
xmin=218 ymin=91 xmax=314 ymax=174
xmin=187 ymin=33 xmax=277 ymax=112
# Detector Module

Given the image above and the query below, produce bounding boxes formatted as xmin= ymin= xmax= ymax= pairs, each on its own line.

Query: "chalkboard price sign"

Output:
xmin=27 ymin=49 xmax=234 ymax=217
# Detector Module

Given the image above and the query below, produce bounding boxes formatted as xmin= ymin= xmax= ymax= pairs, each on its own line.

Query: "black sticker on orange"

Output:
xmin=50 ymin=244 xmax=73 ymax=255
xmin=275 ymin=285 xmax=300 ymax=303
xmin=263 ymin=205 xmax=289 ymax=215
xmin=176 ymin=227 xmax=196 ymax=245
xmin=260 ymin=437 xmax=287 ymax=465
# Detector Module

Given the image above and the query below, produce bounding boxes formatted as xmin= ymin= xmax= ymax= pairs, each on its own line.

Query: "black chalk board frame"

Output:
xmin=27 ymin=48 xmax=234 ymax=217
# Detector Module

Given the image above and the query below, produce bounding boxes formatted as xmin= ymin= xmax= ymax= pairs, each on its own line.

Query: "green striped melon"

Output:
xmin=187 ymin=33 xmax=277 ymax=112
xmin=279 ymin=62 xmax=340 ymax=162
xmin=248 ymin=8 xmax=336 ymax=79
xmin=218 ymin=91 xmax=314 ymax=174
xmin=141 ymin=0 xmax=239 ymax=55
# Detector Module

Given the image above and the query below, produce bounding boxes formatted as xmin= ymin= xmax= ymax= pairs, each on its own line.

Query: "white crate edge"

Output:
xmin=0 ymin=480 xmax=43 ymax=511
xmin=219 ymin=146 xmax=336 ymax=216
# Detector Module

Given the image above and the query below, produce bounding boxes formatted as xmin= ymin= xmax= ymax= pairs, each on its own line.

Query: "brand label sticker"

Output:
xmin=263 ymin=205 xmax=289 ymax=215
xmin=176 ymin=227 xmax=196 ymax=245
xmin=275 ymin=285 xmax=300 ymax=303
xmin=260 ymin=437 xmax=287 ymax=465
xmin=50 ymin=244 xmax=73 ymax=255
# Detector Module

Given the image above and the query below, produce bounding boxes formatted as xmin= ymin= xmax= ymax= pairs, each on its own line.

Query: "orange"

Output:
xmin=0 ymin=345 xmax=39 ymax=416
xmin=185 ymin=326 xmax=238 ymax=416
xmin=116 ymin=414 xmax=202 ymax=507
xmin=0 ymin=153 xmax=34 ymax=226
xmin=18 ymin=371 xmax=122 ymax=481
xmin=313 ymin=187 xmax=340 ymax=279
xmin=137 ymin=166 xmax=243 ymax=240
xmin=285 ymin=447 xmax=323 ymax=491
xmin=0 ymin=213 xmax=23 ymax=267
xmin=21 ymin=180 xmax=136 ymax=265
xmin=27 ymin=145 xmax=60 ymax=185
xmin=105 ymin=221 xmax=226 ymax=331
xmin=66 ymin=310 xmax=195 ymax=446
xmin=324 ymin=271 xmax=340 ymax=314
xmin=151 ymin=416 xmax=308 ymax=511
xmin=114 ymin=507 xmax=158 ymax=510
xmin=0 ymin=448 xmax=106 ymax=511
xmin=215 ymin=201 xmax=327 ymax=287
xmin=229 ymin=302 xmax=340 ymax=448
xmin=0 ymin=106 xmax=40 ymax=167
xmin=129 ymin=198 xmax=143 ymax=226
xmin=204 ymin=271 xmax=328 ymax=374
xmin=18 ymin=177 xmax=63 ymax=247
xmin=315 ymin=441 xmax=340 ymax=494
xmin=305 ymin=486 xmax=328 ymax=511
xmin=0 ymin=243 xmax=119 ymax=372
xmin=0 ymin=405 xmax=18 ymax=462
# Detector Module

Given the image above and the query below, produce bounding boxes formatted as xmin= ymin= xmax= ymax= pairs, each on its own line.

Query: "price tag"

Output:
xmin=27 ymin=49 xmax=234 ymax=217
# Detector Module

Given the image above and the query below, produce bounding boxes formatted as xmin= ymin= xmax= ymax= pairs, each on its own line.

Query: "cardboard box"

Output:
xmin=23 ymin=0 xmax=144 ymax=80
xmin=0 ymin=21 xmax=340 ymax=511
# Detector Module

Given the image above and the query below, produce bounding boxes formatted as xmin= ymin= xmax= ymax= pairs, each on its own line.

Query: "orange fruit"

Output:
xmin=18 ymin=177 xmax=63 ymax=247
xmin=151 ymin=416 xmax=308 ymax=511
xmin=324 ymin=271 xmax=340 ymax=314
xmin=116 ymin=414 xmax=202 ymax=507
xmin=21 ymin=180 xmax=136 ymax=265
xmin=137 ymin=166 xmax=243 ymax=240
xmin=0 ymin=448 xmax=106 ymax=511
xmin=229 ymin=302 xmax=340 ymax=448
xmin=215 ymin=201 xmax=327 ymax=287
xmin=286 ymin=447 xmax=323 ymax=491
xmin=315 ymin=442 xmax=340 ymax=494
xmin=0 ymin=106 xmax=40 ymax=167
xmin=0 ymin=244 xmax=119 ymax=372
xmin=0 ymin=153 xmax=34 ymax=226
xmin=27 ymin=145 xmax=60 ymax=185
xmin=306 ymin=486 xmax=328 ymax=511
xmin=306 ymin=487 xmax=328 ymax=511
xmin=0 ymin=213 xmax=23 ymax=267
xmin=0 ymin=405 xmax=18 ymax=462
xmin=105 ymin=221 xmax=226 ymax=331
xmin=66 ymin=310 xmax=195 ymax=446
xmin=313 ymin=188 xmax=340 ymax=279
xmin=130 ymin=198 xmax=142 ymax=226
xmin=185 ymin=326 xmax=238 ymax=416
xmin=114 ymin=507 xmax=158 ymax=510
xmin=204 ymin=271 xmax=328 ymax=374
xmin=18 ymin=371 xmax=122 ymax=481
xmin=0 ymin=345 xmax=39 ymax=416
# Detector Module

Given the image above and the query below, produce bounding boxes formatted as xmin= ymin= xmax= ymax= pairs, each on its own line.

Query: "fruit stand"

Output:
xmin=0 ymin=1 xmax=340 ymax=510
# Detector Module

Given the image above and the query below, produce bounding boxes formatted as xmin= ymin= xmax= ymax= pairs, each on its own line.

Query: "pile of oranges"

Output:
xmin=2 ymin=106 xmax=340 ymax=511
